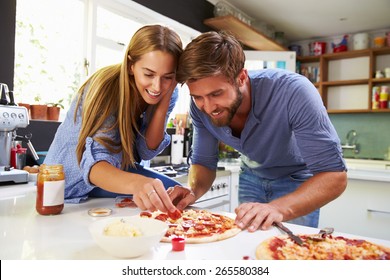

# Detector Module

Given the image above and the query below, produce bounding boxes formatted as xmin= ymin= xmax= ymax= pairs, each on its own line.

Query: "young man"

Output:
xmin=169 ymin=31 xmax=347 ymax=231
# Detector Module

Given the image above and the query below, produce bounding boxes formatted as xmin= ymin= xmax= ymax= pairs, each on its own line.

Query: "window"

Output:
xmin=14 ymin=0 xmax=199 ymax=121
xmin=14 ymin=0 xmax=85 ymax=115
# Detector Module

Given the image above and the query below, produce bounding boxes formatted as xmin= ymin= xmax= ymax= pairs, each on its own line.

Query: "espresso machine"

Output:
xmin=0 ymin=83 xmax=30 ymax=184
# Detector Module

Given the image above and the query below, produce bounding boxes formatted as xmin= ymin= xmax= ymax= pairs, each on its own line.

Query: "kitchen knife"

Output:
xmin=273 ymin=222 xmax=304 ymax=246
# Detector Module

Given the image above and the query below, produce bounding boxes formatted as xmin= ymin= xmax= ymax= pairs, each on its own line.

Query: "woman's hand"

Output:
xmin=132 ymin=178 xmax=178 ymax=213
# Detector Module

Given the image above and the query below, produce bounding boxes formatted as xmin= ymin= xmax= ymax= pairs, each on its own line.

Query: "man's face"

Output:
xmin=188 ymin=75 xmax=243 ymax=127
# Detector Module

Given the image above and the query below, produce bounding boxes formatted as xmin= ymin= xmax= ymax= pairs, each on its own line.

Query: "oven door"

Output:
xmin=191 ymin=175 xmax=232 ymax=212
xmin=192 ymin=196 xmax=231 ymax=212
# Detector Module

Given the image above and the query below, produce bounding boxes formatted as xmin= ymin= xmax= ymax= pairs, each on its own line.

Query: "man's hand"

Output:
xmin=234 ymin=202 xmax=283 ymax=232
xmin=167 ymin=185 xmax=197 ymax=210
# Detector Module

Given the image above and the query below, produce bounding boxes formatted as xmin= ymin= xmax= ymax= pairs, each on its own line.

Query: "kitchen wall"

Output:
xmin=0 ymin=0 xmax=16 ymax=89
xmin=3 ymin=0 xmax=390 ymax=161
xmin=290 ymin=32 xmax=390 ymax=161
xmin=330 ymin=114 xmax=390 ymax=160
xmin=133 ymin=0 xmax=214 ymax=33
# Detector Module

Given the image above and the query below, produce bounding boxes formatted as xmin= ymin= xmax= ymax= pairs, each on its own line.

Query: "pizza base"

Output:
xmin=140 ymin=209 xmax=241 ymax=244
xmin=161 ymin=226 xmax=241 ymax=244
xmin=256 ymin=234 xmax=390 ymax=260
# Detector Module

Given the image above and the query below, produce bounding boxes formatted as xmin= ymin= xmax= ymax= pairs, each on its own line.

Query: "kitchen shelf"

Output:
xmin=322 ymin=49 xmax=371 ymax=60
xmin=297 ymin=46 xmax=390 ymax=114
xmin=322 ymin=79 xmax=369 ymax=86
xmin=203 ymin=15 xmax=287 ymax=51
xmin=372 ymin=77 xmax=390 ymax=83
xmin=296 ymin=55 xmax=320 ymax=63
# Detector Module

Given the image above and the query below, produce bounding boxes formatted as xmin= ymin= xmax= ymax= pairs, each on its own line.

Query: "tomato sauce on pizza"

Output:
xmin=140 ymin=209 xmax=241 ymax=243
xmin=256 ymin=234 xmax=390 ymax=260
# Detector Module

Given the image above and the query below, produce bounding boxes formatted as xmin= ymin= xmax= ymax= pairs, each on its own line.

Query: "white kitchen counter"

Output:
xmin=1 ymin=182 xmax=390 ymax=260
xmin=319 ymin=158 xmax=390 ymax=240
xmin=345 ymin=158 xmax=390 ymax=182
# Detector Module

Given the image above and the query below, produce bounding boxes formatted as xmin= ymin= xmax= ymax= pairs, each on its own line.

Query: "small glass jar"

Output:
xmin=36 ymin=164 xmax=65 ymax=215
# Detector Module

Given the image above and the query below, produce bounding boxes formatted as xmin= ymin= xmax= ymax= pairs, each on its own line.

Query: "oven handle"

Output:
xmin=192 ymin=198 xmax=230 ymax=210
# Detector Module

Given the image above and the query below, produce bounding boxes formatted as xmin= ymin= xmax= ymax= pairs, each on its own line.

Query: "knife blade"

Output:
xmin=273 ymin=222 xmax=304 ymax=246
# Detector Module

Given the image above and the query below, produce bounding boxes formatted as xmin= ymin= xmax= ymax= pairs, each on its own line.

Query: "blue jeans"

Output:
xmin=89 ymin=163 xmax=182 ymax=198
xmin=238 ymin=166 xmax=319 ymax=228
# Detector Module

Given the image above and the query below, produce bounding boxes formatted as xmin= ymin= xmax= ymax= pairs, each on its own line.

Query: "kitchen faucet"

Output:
xmin=341 ymin=129 xmax=359 ymax=154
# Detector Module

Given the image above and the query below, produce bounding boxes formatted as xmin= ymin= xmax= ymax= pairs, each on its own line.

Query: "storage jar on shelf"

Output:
xmin=379 ymin=86 xmax=389 ymax=109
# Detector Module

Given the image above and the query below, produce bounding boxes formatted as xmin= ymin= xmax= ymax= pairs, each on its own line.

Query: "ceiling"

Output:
xmin=206 ymin=0 xmax=390 ymax=42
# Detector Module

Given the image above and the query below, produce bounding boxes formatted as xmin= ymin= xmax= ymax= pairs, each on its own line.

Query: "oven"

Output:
xmin=151 ymin=165 xmax=232 ymax=212
xmin=191 ymin=175 xmax=231 ymax=212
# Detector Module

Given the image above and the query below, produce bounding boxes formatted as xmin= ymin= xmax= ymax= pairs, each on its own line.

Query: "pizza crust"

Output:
xmin=255 ymin=237 xmax=275 ymax=260
xmin=256 ymin=234 xmax=390 ymax=260
xmin=161 ymin=226 xmax=241 ymax=244
xmin=141 ymin=209 xmax=241 ymax=244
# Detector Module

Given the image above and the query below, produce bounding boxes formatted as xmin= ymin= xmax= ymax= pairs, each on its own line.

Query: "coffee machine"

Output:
xmin=0 ymin=83 xmax=30 ymax=184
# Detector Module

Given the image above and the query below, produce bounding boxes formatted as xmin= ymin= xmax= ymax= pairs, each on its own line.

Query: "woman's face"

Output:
xmin=130 ymin=50 xmax=177 ymax=105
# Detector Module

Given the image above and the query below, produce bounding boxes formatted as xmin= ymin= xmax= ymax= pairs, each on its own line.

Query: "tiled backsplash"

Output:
xmin=329 ymin=113 xmax=390 ymax=160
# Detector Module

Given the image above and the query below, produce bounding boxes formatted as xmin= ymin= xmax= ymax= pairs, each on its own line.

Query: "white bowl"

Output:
xmin=89 ymin=215 xmax=168 ymax=258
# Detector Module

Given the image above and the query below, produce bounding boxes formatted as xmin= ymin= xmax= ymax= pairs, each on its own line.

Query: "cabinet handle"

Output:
xmin=367 ymin=209 xmax=390 ymax=215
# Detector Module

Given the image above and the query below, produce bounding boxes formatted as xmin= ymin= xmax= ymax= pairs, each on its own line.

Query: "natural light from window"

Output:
xmin=14 ymin=0 xmax=197 ymax=122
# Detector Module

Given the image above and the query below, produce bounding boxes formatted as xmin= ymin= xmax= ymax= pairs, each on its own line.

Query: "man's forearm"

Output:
xmin=188 ymin=164 xmax=217 ymax=199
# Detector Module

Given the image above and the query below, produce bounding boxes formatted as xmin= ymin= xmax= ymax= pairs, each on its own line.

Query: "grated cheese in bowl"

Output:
xmin=103 ymin=219 xmax=142 ymax=237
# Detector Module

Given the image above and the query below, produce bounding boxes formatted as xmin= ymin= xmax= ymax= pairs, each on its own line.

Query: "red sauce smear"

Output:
xmin=269 ymin=237 xmax=286 ymax=260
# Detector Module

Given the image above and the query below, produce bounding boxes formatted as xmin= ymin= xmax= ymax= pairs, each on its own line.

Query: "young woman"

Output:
xmin=45 ymin=25 xmax=184 ymax=214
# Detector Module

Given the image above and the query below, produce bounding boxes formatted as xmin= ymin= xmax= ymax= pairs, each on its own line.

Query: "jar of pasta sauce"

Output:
xmin=36 ymin=164 xmax=65 ymax=215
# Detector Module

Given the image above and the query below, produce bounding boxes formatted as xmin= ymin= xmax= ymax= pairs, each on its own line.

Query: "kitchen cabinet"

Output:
xmin=297 ymin=47 xmax=390 ymax=114
xmin=318 ymin=161 xmax=390 ymax=241
xmin=203 ymin=15 xmax=287 ymax=51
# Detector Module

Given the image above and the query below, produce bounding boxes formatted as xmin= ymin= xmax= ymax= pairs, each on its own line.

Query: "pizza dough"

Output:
xmin=140 ymin=209 xmax=241 ymax=243
xmin=256 ymin=234 xmax=390 ymax=260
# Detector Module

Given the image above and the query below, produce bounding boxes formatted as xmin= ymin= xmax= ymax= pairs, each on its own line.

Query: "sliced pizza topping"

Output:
xmin=139 ymin=209 xmax=241 ymax=243
xmin=139 ymin=211 xmax=152 ymax=218
xmin=257 ymin=234 xmax=390 ymax=260
xmin=168 ymin=209 xmax=182 ymax=220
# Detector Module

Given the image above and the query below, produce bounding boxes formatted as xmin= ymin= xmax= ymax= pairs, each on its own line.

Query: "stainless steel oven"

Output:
xmin=154 ymin=165 xmax=232 ymax=212
xmin=191 ymin=175 xmax=231 ymax=212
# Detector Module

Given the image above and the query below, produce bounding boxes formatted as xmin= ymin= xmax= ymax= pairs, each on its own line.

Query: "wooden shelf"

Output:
xmin=321 ymin=49 xmax=371 ymax=60
xmin=372 ymin=77 xmax=390 ymax=83
xmin=296 ymin=56 xmax=320 ymax=63
xmin=297 ymin=47 xmax=390 ymax=114
xmin=322 ymin=79 xmax=369 ymax=86
xmin=204 ymin=15 xmax=287 ymax=51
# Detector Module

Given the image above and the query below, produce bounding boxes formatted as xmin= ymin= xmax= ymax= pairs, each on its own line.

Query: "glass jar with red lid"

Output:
xmin=36 ymin=164 xmax=65 ymax=215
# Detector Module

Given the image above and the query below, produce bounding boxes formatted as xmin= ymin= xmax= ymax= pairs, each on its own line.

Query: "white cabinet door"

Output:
xmin=319 ymin=178 xmax=390 ymax=240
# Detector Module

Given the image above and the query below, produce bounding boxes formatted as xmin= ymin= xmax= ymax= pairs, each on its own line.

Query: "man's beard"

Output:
xmin=209 ymin=87 xmax=243 ymax=127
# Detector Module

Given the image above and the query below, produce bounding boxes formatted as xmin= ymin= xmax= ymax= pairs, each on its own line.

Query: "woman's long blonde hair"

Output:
xmin=75 ymin=25 xmax=183 ymax=168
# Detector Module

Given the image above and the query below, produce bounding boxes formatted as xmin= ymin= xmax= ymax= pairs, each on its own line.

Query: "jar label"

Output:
xmin=43 ymin=180 xmax=65 ymax=206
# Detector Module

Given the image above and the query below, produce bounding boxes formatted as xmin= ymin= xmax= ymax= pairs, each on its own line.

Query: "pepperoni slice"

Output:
xmin=181 ymin=221 xmax=195 ymax=230
xmin=202 ymin=221 xmax=216 ymax=227
xmin=168 ymin=209 xmax=182 ymax=220
xmin=115 ymin=197 xmax=137 ymax=208
xmin=139 ymin=211 xmax=152 ymax=218
xmin=194 ymin=224 xmax=206 ymax=231
xmin=155 ymin=213 xmax=169 ymax=222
